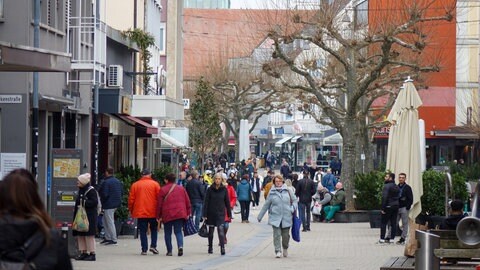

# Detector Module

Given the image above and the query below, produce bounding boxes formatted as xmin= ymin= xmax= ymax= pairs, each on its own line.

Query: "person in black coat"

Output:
xmin=379 ymin=173 xmax=400 ymax=244
xmin=185 ymin=170 xmax=205 ymax=230
xmin=0 ymin=168 xmax=72 ymax=269
xmin=203 ymin=173 xmax=231 ymax=255
xmin=295 ymin=171 xmax=316 ymax=231
xmin=72 ymin=173 xmax=99 ymax=261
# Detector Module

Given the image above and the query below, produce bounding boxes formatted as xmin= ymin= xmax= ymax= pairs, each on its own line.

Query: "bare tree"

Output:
xmin=259 ymin=0 xmax=455 ymax=209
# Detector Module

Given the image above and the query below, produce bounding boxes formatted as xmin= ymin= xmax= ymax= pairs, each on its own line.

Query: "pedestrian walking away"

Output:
xmin=128 ymin=169 xmax=161 ymax=255
xmin=0 ymin=168 xmax=73 ymax=269
xmin=203 ymin=173 xmax=232 ymax=255
xmin=236 ymin=174 xmax=252 ymax=223
xmin=257 ymin=175 xmax=298 ymax=258
xmin=251 ymin=171 xmax=261 ymax=209
xmin=98 ymin=167 xmax=123 ymax=246
xmin=185 ymin=170 xmax=205 ymax=231
xmin=295 ymin=170 xmax=316 ymax=231
xmin=157 ymin=173 xmax=191 ymax=256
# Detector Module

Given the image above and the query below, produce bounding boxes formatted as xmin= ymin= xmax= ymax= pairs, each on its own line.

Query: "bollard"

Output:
xmin=415 ymin=230 xmax=440 ymax=270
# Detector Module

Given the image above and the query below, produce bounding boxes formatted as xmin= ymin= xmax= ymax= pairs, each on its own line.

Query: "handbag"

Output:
xmin=198 ymin=221 xmax=209 ymax=238
xmin=183 ymin=216 xmax=198 ymax=237
xmin=287 ymin=190 xmax=301 ymax=242
xmin=72 ymin=200 xmax=89 ymax=232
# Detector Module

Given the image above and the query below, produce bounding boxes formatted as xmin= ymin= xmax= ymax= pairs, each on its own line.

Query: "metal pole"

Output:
xmin=31 ymin=0 xmax=41 ymax=178
xmin=92 ymin=84 xmax=99 ymax=186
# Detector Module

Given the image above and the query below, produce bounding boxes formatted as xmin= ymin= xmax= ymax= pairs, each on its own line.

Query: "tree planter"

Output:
xmin=369 ymin=210 xmax=382 ymax=228
xmin=334 ymin=210 xmax=369 ymax=223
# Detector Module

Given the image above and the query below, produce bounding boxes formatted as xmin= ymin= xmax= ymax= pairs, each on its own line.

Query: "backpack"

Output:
xmin=85 ymin=186 xmax=102 ymax=215
xmin=0 ymin=230 xmax=44 ymax=270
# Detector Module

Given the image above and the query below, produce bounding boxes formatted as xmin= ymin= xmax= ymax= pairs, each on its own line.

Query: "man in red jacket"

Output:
xmin=157 ymin=173 xmax=191 ymax=256
xmin=128 ymin=169 xmax=161 ymax=255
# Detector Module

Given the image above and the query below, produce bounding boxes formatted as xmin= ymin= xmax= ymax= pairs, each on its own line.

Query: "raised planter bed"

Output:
xmin=334 ymin=210 xmax=370 ymax=223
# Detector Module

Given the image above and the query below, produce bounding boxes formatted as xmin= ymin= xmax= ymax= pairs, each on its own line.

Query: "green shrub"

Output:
xmin=354 ymin=170 xmax=385 ymax=210
xmin=421 ymin=170 xmax=468 ymax=216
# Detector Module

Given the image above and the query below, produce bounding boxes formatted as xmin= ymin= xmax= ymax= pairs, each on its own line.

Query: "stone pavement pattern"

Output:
xmin=73 ymin=208 xmax=405 ymax=270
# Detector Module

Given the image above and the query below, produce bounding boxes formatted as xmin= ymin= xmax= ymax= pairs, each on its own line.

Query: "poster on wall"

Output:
xmin=0 ymin=153 xmax=27 ymax=179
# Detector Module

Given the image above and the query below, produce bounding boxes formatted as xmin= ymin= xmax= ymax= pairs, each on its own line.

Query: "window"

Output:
xmin=159 ymin=23 xmax=166 ymax=55
xmin=354 ymin=0 xmax=368 ymax=28
xmin=0 ymin=0 xmax=4 ymax=19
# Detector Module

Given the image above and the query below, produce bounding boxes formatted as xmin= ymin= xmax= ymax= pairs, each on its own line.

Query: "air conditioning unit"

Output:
xmin=108 ymin=65 xmax=123 ymax=88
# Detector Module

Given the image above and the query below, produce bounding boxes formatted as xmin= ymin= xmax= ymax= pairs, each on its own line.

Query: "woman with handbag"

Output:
xmin=72 ymin=173 xmax=99 ymax=261
xmin=0 ymin=169 xmax=72 ymax=270
xmin=202 ymin=173 xmax=231 ymax=255
xmin=257 ymin=175 xmax=298 ymax=258
xmin=157 ymin=173 xmax=191 ymax=256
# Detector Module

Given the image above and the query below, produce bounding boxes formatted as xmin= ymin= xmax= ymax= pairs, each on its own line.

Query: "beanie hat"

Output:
xmin=78 ymin=173 xmax=91 ymax=186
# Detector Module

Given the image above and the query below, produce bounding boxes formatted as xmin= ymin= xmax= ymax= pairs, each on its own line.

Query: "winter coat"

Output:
xmin=381 ymin=180 xmax=400 ymax=211
xmin=185 ymin=178 xmax=205 ymax=204
xmin=72 ymin=184 xmax=98 ymax=236
xmin=0 ymin=215 xmax=72 ymax=270
xmin=257 ymin=184 xmax=297 ymax=228
xmin=128 ymin=176 xmax=161 ymax=218
xmin=236 ymin=179 xmax=252 ymax=202
xmin=225 ymin=185 xmax=237 ymax=222
xmin=203 ymin=184 xmax=231 ymax=226
xmin=156 ymin=183 xmax=191 ymax=223
xmin=295 ymin=178 xmax=316 ymax=204
xmin=330 ymin=188 xmax=346 ymax=209
xmin=440 ymin=213 xmax=468 ymax=230
xmin=312 ymin=190 xmax=332 ymax=206
xmin=322 ymin=173 xmax=337 ymax=192
xmin=251 ymin=177 xmax=261 ymax=193
xmin=398 ymin=183 xmax=413 ymax=210
xmin=264 ymin=181 xmax=273 ymax=199
xmin=280 ymin=164 xmax=290 ymax=179
xmin=98 ymin=175 xmax=123 ymax=209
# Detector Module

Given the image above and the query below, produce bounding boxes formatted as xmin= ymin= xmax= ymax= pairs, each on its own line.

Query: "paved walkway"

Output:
xmin=73 ymin=208 xmax=405 ymax=270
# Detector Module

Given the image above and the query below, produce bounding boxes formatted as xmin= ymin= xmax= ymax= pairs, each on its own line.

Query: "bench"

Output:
xmin=430 ymin=230 xmax=480 ymax=260
xmin=380 ymin=257 xmax=479 ymax=270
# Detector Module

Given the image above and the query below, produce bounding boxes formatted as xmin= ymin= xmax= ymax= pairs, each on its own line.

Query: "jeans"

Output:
xmin=251 ymin=191 xmax=260 ymax=207
xmin=191 ymin=202 xmax=203 ymax=231
xmin=240 ymin=200 xmax=250 ymax=221
xmin=163 ymin=219 xmax=184 ymax=252
xmin=397 ymin=207 xmax=409 ymax=239
xmin=272 ymin=226 xmax=290 ymax=253
xmin=381 ymin=206 xmax=399 ymax=240
xmin=103 ymin=208 xmax=117 ymax=241
xmin=324 ymin=204 xmax=341 ymax=221
xmin=298 ymin=202 xmax=311 ymax=230
xmin=137 ymin=218 xmax=158 ymax=252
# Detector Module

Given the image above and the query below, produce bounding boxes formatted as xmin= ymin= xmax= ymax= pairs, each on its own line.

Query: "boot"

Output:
xmin=224 ymin=227 xmax=229 ymax=244
xmin=208 ymin=227 xmax=214 ymax=254
xmin=83 ymin=253 xmax=96 ymax=261
xmin=74 ymin=252 xmax=88 ymax=261
xmin=220 ymin=246 xmax=225 ymax=255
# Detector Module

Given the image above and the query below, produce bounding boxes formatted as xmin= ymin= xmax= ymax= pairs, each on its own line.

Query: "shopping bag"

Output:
xmin=233 ymin=201 xmax=241 ymax=214
xmin=311 ymin=201 xmax=322 ymax=215
xmin=198 ymin=221 xmax=209 ymax=238
xmin=72 ymin=204 xmax=89 ymax=232
xmin=291 ymin=210 xmax=301 ymax=242
xmin=183 ymin=217 xmax=198 ymax=237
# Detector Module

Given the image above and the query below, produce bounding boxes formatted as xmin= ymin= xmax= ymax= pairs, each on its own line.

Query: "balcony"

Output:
xmin=131 ymin=94 xmax=184 ymax=120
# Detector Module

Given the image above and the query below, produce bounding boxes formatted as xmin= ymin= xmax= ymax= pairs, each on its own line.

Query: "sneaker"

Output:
xmin=385 ymin=238 xmax=391 ymax=244
xmin=276 ymin=252 xmax=282 ymax=258
xmin=283 ymin=249 xmax=288 ymax=257
xmin=141 ymin=251 xmax=147 ymax=255
xmin=83 ymin=254 xmax=96 ymax=261
xmin=378 ymin=239 xmax=386 ymax=244
xmin=396 ymin=238 xmax=405 ymax=245
xmin=178 ymin=247 xmax=183 ymax=257
xmin=149 ymin=247 xmax=159 ymax=254
xmin=166 ymin=251 xmax=172 ymax=256
xmin=75 ymin=253 xmax=88 ymax=260
xmin=100 ymin=239 xmax=109 ymax=244
xmin=245 ymin=220 xmax=250 ymax=223
xmin=104 ymin=240 xmax=118 ymax=245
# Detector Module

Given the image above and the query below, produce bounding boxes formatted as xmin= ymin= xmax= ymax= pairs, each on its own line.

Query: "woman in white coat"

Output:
xmin=257 ymin=175 xmax=298 ymax=258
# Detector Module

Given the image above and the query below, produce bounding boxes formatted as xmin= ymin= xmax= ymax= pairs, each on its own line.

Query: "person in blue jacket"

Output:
xmin=236 ymin=174 xmax=252 ymax=223
xmin=98 ymin=167 xmax=123 ymax=245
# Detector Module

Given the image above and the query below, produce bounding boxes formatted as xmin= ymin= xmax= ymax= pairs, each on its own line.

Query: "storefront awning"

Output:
xmin=116 ymin=115 xmax=158 ymax=135
xmin=158 ymin=132 xmax=186 ymax=148
xmin=291 ymin=136 xmax=303 ymax=143
xmin=275 ymin=136 xmax=293 ymax=147
xmin=323 ymin=133 xmax=342 ymax=145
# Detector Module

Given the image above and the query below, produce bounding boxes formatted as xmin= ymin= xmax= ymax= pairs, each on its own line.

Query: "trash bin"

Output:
xmin=415 ymin=230 xmax=440 ymax=270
